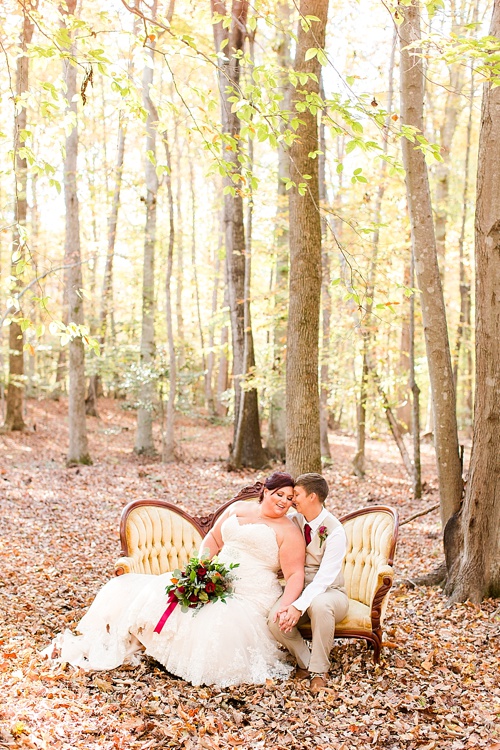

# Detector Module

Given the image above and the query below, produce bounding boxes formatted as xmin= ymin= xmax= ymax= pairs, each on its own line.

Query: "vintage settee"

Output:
xmin=114 ymin=485 xmax=399 ymax=663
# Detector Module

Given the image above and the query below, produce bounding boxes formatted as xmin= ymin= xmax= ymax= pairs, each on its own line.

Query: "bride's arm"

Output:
xmin=199 ymin=507 xmax=233 ymax=559
xmin=277 ymin=525 xmax=305 ymax=609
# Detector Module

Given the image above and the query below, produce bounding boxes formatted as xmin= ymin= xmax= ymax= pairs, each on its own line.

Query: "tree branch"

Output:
xmin=401 ymin=503 xmax=440 ymax=526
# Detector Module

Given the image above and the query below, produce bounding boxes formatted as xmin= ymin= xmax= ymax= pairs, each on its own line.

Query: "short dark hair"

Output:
xmin=295 ymin=473 xmax=329 ymax=504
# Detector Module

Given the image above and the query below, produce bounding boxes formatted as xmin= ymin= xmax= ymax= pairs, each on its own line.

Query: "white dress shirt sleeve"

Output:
xmin=291 ymin=525 xmax=347 ymax=614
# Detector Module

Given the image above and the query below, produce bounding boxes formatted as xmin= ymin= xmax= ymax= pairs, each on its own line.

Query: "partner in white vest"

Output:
xmin=267 ymin=472 xmax=348 ymax=693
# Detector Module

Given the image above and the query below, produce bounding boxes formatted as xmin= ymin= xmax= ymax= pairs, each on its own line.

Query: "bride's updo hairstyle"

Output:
xmin=259 ymin=471 xmax=295 ymax=502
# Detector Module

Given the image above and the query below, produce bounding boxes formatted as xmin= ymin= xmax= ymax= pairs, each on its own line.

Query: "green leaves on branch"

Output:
xmin=400 ymin=124 xmax=443 ymax=164
xmin=304 ymin=47 xmax=328 ymax=66
xmin=48 ymin=321 xmax=100 ymax=355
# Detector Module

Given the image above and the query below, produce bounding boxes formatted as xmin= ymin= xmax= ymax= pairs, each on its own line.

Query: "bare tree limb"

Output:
xmin=401 ymin=503 xmax=440 ymax=526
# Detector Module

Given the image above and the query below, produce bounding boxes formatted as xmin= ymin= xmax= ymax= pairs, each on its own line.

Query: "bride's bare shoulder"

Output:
xmin=280 ymin=515 xmax=304 ymax=538
xmin=223 ymin=500 xmax=254 ymax=519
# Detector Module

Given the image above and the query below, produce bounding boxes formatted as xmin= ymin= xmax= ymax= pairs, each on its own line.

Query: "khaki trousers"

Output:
xmin=268 ymin=589 xmax=349 ymax=674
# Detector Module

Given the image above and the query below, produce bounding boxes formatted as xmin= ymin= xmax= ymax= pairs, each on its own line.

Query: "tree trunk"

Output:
xmin=86 ymin=95 xmax=128 ymax=415
xmin=399 ymin=1 xmax=462 ymax=527
xmin=397 ymin=258 xmax=412 ymax=433
xmin=318 ymin=85 xmax=331 ymax=461
xmin=286 ymin=0 xmax=329 ymax=477
xmin=445 ymin=0 xmax=500 ymax=602
xmin=63 ymin=0 xmax=91 ymax=465
xmin=216 ymin=276 xmax=230 ymax=417
xmin=189 ymin=158 xmax=209 ymax=408
xmin=434 ymin=64 xmax=463 ymax=273
xmin=162 ymin=132 xmax=176 ymax=462
xmin=0 ymin=180 xmax=5 ymax=416
xmin=174 ymin=112 xmax=185 ymax=369
xmin=3 ymin=6 xmax=35 ymax=432
xmin=206 ymin=215 xmax=223 ymax=417
xmin=231 ymin=36 xmax=262 ymax=468
xmin=410 ymin=242 xmax=422 ymax=498
xmin=211 ymin=0 xmax=265 ymax=468
xmin=453 ymin=64 xmax=475 ymax=433
xmin=267 ymin=0 xmax=291 ymax=461
xmin=134 ymin=27 xmax=158 ymax=455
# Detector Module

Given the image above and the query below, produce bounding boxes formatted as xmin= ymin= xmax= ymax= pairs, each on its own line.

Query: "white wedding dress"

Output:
xmin=45 ymin=515 xmax=293 ymax=687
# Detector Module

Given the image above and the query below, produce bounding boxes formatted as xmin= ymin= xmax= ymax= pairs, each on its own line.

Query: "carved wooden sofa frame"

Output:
xmin=115 ymin=484 xmax=399 ymax=663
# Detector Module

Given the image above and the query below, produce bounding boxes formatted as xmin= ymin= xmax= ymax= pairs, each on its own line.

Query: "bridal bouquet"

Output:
xmin=154 ymin=556 xmax=239 ymax=633
xmin=168 ymin=556 xmax=239 ymax=612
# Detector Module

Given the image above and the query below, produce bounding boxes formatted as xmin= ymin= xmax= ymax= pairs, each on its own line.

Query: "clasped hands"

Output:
xmin=274 ymin=604 xmax=301 ymax=633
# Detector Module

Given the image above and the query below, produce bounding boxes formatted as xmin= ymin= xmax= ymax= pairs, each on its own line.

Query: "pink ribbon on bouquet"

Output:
xmin=154 ymin=591 xmax=178 ymax=634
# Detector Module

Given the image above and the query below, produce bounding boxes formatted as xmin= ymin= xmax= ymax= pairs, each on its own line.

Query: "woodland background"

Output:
xmin=0 ymin=0 xmax=499 ymax=747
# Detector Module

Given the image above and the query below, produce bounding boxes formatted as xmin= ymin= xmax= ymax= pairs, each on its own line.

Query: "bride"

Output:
xmin=45 ymin=472 xmax=306 ymax=687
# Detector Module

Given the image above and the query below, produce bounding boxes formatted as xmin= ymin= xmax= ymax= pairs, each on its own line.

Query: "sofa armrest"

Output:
xmin=370 ymin=563 xmax=394 ymax=628
xmin=114 ymin=556 xmax=136 ymax=576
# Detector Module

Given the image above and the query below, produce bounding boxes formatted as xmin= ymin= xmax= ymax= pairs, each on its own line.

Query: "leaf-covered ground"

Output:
xmin=0 ymin=399 xmax=498 ymax=750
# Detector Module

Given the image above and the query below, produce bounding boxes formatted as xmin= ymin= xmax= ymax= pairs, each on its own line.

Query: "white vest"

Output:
xmin=293 ymin=512 xmax=346 ymax=591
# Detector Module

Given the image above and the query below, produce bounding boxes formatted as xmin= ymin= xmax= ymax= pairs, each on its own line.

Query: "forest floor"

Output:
xmin=0 ymin=398 xmax=498 ymax=750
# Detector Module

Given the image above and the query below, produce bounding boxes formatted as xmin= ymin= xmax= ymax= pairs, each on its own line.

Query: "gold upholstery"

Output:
xmin=342 ymin=511 xmax=395 ymax=606
xmin=299 ymin=598 xmax=373 ymax=639
xmin=114 ymin=505 xmax=202 ymax=575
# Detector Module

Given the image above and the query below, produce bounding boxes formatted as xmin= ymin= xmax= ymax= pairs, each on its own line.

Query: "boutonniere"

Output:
xmin=318 ymin=525 xmax=328 ymax=548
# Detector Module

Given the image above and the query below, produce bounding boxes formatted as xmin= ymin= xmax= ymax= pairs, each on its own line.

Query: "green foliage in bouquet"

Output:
xmin=166 ymin=556 xmax=239 ymax=613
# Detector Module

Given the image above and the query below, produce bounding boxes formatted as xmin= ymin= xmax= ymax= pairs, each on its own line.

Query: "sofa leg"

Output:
xmin=371 ymin=631 xmax=382 ymax=663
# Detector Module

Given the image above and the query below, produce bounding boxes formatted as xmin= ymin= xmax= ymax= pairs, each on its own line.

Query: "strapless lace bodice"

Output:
xmin=217 ymin=515 xmax=283 ymax=615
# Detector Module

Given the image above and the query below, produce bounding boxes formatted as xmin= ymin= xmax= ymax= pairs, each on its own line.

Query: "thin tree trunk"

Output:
xmin=453 ymin=64 xmax=475 ymax=432
xmin=352 ymin=30 xmax=396 ymax=476
xmin=86 ymin=107 xmax=128 ymax=414
xmin=189 ymin=158 xmax=208 ymax=407
xmin=319 ymin=83 xmax=331 ymax=461
xmin=206 ymin=217 xmax=222 ymax=417
xmin=134 ymin=24 xmax=158 ymax=455
xmin=410 ymin=242 xmax=422 ymax=498
xmin=445 ymin=0 xmax=500 ymax=602
xmin=216 ymin=274 xmax=230 ymax=417
xmin=232 ymin=31 xmax=256 ymax=467
xmin=162 ymin=132 xmax=176 ymax=462
xmin=63 ymin=0 xmax=91 ymax=465
xmin=3 ymin=6 xmax=36 ymax=431
xmin=54 ymin=289 xmax=68 ymax=395
xmin=434 ymin=66 xmax=463 ymax=272
xmin=174 ymin=112 xmax=185 ymax=368
xmin=0 ymin=180 xmax=4 ymax=416
xmin=211 ymin=0 xmax=265 ymax=468
xmin=399 ymin=1 xmax=462 ymax=527
xmin=267 ymin=0 xmax=291 ymax=461
xmin=377 ymin=380 xmax=414 ymax=477
xmin=286 ymin=0 xmax=329 ymax=477
xmin=397 ymin=259 xmax=412 ymax=433
xmin=100 ymin=71 xmax=110 ymax=209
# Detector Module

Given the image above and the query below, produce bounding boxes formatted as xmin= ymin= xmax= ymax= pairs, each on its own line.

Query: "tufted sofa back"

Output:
xmin=340 ymin=507 xmax=397 ymax=607
xmin=122 ymin=504 xmax=203 ymax=574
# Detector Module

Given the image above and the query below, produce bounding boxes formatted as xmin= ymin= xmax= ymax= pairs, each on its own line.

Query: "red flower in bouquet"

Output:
xmin=205 ymin=581 xmax=215 ymax=593
xmin=197 ymin=567 xmax=207 ymax=577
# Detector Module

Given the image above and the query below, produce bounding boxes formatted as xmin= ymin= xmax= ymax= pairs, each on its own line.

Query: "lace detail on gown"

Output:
xmin=43 ymin=515 xmax=293 ymax=687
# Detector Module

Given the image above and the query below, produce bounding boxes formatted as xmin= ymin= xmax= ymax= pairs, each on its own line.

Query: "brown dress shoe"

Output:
xmin=295 ymin=667 xmax=311 ymax=680
xmin=310 ymin=673 xmax=328 ymax=693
